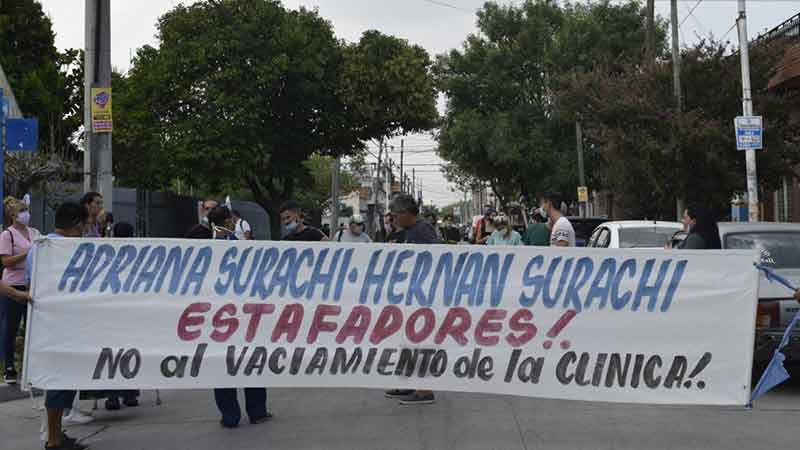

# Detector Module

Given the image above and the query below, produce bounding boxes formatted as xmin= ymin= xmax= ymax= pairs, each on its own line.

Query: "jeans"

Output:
xmin=213 ymin=388 xmax=267 ymax=427
xmin=0 ymin=290 xmax=26 ymax=370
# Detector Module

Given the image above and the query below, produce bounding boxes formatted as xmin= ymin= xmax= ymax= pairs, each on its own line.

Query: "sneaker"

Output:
xmin=63 ymin=410 xmax=94 ymax=426
xmin=384 ymin=389 xmax=414 ymax=399
xmin=398 ymin=392 xmax=436 ymax=405
xmin=4 ymin=367 xmax=17 ymax=385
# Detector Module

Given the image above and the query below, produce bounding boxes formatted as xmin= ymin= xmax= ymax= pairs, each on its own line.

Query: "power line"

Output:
xmin=419 ymin=0 xmax=474 ymax=14
xmin=722 ymin=21 xmax=738 ymax=42
xmin=680 ymin=0 xmax=703 ymax=28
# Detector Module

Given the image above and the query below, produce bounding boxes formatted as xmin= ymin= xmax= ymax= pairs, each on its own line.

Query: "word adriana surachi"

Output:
xmin=56 ymin=243 xmax=688 ymax=312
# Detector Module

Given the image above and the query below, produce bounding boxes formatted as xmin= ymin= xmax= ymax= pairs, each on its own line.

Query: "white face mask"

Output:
xmin=16 ymin=211 xmax=30 ymax=226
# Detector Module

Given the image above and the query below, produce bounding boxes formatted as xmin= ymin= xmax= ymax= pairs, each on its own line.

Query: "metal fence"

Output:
xmin=29 ymin=188 xmax=271 ymax=240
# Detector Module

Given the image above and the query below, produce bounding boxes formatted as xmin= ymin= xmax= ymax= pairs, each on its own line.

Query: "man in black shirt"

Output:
xmin=384 ymin=194 xmax=440 ymax=406
xmin=280 ymin=201 xmax=327 ymax=241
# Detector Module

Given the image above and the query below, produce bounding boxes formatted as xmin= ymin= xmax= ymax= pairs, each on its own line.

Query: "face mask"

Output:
xmin=282 ymin=221 xmax=298 ymax=237
xmin=16 ymin=211 xmax=30 ymax=226
xmin=201 ymin=215 xmax=210 ymax=225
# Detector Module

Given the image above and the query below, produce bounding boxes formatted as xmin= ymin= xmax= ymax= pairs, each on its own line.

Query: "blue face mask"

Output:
xmin=282 ymin=221 xmax=298 ymax=237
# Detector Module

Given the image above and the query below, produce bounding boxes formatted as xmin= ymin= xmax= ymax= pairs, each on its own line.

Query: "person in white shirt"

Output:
xmin=335 ymin=215 xmax=372 ymax=243
xmin=232 ymin=210 xmax=253 ymax=240
xmin=542 ymin=192 xmax=575 ymax=247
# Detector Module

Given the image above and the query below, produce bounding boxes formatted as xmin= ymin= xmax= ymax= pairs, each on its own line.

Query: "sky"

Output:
xmin=37 ymin=0 xmax=800 ymax=206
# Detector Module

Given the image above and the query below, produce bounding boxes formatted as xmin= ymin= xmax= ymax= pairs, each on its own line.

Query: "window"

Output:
xmin=618 ymin=227 xmax=681 ymax=248
xmin=776 ymin=177 xmax=794 ymax=222
xmin=725 ymin=232 xmax=800 ymax=269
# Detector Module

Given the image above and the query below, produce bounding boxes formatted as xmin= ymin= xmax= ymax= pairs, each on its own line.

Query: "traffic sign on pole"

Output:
xmin=735 ymin=115 xmax=762 ymax=151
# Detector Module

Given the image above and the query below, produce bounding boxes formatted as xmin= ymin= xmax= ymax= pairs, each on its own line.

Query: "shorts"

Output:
xmin=45 ymin=390 xmax=77 ymax=409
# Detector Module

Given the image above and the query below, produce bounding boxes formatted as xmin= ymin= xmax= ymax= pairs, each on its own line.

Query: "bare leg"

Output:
xmin=46 ymin=407 xmax=63 ymax=448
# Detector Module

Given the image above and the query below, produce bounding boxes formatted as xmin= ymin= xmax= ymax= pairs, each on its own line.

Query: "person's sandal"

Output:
xmin=45 ymin=437 xmax=89 ymax=450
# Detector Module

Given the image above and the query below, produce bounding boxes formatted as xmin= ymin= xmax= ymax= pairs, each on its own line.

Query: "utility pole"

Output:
xmin=576 ymin=121 xmax=586 ymax=218
xmin=670 ymin=0 xmax=685 ymax=220
xmin=84 ymin=0 xmax=113 ymax=209
xmin=738 ymin=0 xmax=759 ymax=222
xmin=400 ymin=139 xmax=404 ymax=193
xmin=646 ymin=0 xmax=655 ymax=64
xmin=412 ymin=168 xmax=416 ymax=200
xmin=330 ymin=156 xmax=340 ymax=238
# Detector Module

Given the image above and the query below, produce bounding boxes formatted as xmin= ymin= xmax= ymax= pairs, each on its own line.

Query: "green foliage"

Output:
xmin=559 ymin=39 xmax=800 ymax=218
xmin=435 ymin=0 xmax=662 ymax=207
xmin=113 ymin=0 xmax=437 ymax=237
xmin=293 ymin=154 xmax=359 ymax=216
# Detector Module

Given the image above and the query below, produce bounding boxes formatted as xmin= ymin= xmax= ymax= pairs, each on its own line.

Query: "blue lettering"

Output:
xmin=388 ymin=250 xmax=414 ymax=304
xmin=633 ymin=259 xmax=671 ymax=311
xmin=132 ymin=246 xmax=167 ymax=293
xmin=358 ymin=250 xmax=396 ymax=304
xmin=251 ymin=248 xmax=280 ymax=299
xmin=155 ymin=246 xmax=195 ymax=295
xmin=454 ymin=253 xmax=483 ymax=307
xmin=123 ymin=246 xmax=152 ymax=292
xmin=215 ymin=247 xmax=240 ymax=295
xmin=478 ymin=253 xmax=514 ymax=307
xmin=290 ymin=248 xmax=314 ymax=298
xmin=333 ymin=249 xmax=354 ymax=302
xmin=180 ymin=246 xmax=212 ymax=295
xmin=235 ymin=248 xmax=264 ymax=296
xmin=266 ymin=249 xmax=298 ymax=298
xmin=584 ymin=258 xmax=616 ymax=310
xmin=408 ymin=251 xmax=433 ymax=306
xmin=99 ymin=245 xmax=137 ymax=294
xmin=305 ymin=249 xmax=339 ymax=301
xmin=79 ymin=244 xmax=116 ymax=292
xmin=543 ymin=257 xmax=573 ymax=308
xmin=58 ymin=243 xmax=95 ymax=292
xmin=611 ymin=259 xmax=637 ymax=310
xmin=660 ymin=260 xmax=687 ymax=312
xmin=518 ymin=255 xmax=544 ymax=307
xmin=563 ymin=257 xmax=594 ymax=312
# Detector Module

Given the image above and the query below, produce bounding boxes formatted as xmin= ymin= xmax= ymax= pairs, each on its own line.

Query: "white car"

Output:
xmin=586 ymin=221 xmax=683 ymax=249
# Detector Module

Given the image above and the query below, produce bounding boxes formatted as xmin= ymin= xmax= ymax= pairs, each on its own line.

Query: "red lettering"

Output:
xmin=307 ymin=305 xmax=341 ymax=344
xmin=369 ymin=305 xmax=403 ymax=345
xmin=242 ymin=303 xmax=275 ymax=343
xmin=271 ymin=304 xmax=304 ymax=343
xmin=210 ymin=303 xmax=239 ymax=343
xmin=336 ymin=306 xmax=371 ymax=344
xmin=475 ymin=309 xmax=507 ymax=346
xmin=506 ymin=309 xmax=537 ymax=347
xmin=434 ymin=307 xmax=471 ymax=346
xmin=405 ymin=308 xmax=435 ymax=343
xmin=177 ymin=302 xmax=211 ymax=341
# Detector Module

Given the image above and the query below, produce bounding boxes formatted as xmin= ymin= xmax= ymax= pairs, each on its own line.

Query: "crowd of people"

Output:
xmin=0 ymin=188 xmax=734 ymax=449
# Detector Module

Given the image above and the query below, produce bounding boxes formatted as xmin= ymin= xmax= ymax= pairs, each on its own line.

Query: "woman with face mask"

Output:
xmin=486 ymin=214 xmax=523 ymax=246
xmin=0 ymin=197 xmax=40 ymax=384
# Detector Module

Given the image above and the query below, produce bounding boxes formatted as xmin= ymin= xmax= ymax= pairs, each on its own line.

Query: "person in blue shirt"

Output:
xmin=27 ymin=202 xmax=89 ymax=450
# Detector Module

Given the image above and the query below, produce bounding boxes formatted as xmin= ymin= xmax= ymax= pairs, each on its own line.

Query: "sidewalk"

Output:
xmin=1 ymin=386 xmax=800 ymax=450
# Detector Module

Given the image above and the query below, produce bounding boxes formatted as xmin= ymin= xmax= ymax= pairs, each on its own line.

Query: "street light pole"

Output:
xmin=670 ymin=0 xmax=685 ymax=221
xmin=737 ymin=0 xmax=760 ymax=222
xmin=330 ymin=156 xmax=340 ymax=238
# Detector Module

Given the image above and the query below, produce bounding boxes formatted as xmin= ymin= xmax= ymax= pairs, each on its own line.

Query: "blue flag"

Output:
xmin=749 ymin=265 xmax=800 ymax=405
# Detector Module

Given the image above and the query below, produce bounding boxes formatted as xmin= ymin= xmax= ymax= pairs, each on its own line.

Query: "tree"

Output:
xmin=113 ymin=0 xmax=438 ymax=237
xmin=294 ymin=153 xmax=359 ymax=221
xmin=435 ymin=0 xmax=662 ymax=208
xmin=558 ymin=39 xmax=800 ymax=218
xmin=0 ymin=0 xmax=83 ymax=158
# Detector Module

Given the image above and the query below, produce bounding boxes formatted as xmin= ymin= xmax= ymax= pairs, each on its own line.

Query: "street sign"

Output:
xmin=6 ymin=118 xmax=37 ymax=151
xmin=91 ymin=87 xmax=113 ymax=133
xmin=577 ymin=186 xmax=589 ymax=203
xmin=734 ymin=116 xmax=762 ymax=151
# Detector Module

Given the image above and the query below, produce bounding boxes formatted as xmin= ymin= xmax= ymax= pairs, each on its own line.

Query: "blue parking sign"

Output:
xmin=6 ymin=118 xmax=38 ymax=151
xmin=734 ymin=116 xmax=763 ymax=151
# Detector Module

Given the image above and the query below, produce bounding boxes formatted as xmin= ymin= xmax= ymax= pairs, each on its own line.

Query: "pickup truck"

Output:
xmin=718 ymin=222 xmax=800 ymax=368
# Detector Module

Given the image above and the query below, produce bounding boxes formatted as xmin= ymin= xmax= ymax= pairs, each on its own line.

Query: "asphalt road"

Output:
xmin=2 ymin=379 xmax=800 ymax=450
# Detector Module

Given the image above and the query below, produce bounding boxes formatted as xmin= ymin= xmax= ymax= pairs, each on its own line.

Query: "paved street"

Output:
xmin=2 ymin=380 xmax=800 ymax=450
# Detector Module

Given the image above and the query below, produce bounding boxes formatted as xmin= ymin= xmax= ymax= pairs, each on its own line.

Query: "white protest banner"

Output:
xmin=24 ymin=238 xmax=759 ymax=405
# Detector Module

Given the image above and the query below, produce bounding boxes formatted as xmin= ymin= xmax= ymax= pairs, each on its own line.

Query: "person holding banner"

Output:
xmin=0 ymin=197 xmax=39 ymax=384
xmin=385 ymin=193 xmax=441 ymax=405
xmin=280 ymin=201 xmax=327 ymax=242
xmin=26 ymin=202 xmax=89 ymax=450
xmin=185 ymin=206 xmax=272 ymax=428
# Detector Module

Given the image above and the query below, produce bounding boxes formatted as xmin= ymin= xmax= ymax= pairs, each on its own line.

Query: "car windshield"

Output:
xmin=618 ymin=227 xmax=681 ymax=248
xmin=725 ymin=232 xmax=800 ymax=269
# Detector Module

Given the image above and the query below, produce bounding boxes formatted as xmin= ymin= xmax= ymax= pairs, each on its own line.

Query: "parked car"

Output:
xmin=566 ymin=217 xmax=608 ymax=247
xmin=586 ymin=221 xmax=683 ymax=249
xmin=667 ymin=230 xmax=687 ymax=249
xmin=718 ymin=222 xmax=800 ymax=367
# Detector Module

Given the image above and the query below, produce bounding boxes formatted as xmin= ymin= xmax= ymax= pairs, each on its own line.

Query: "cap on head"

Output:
xmin=350 ymin=214 xmax=365 ymax=225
